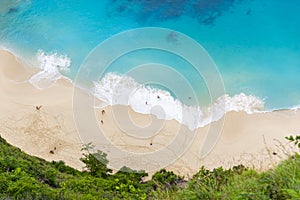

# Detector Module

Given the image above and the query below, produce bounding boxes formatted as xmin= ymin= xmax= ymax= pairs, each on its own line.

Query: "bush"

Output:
xmin=285 ymin=135 xmax=300 ymax=148
xmin=51 ymin=160 xmax=79 ymax=175
xmin=80 ymin=143 xmax=112 ymax=178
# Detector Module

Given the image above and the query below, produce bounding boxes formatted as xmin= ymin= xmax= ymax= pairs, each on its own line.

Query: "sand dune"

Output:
xmin=0 ymin=50 xmax=299 ymax=177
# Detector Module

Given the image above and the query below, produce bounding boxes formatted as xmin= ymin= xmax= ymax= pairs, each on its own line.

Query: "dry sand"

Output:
xmin=0 ymin=50 xmax=299 ymax=177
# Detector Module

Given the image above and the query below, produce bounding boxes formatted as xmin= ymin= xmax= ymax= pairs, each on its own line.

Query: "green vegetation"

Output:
xmin=286 ymin=135 xmax=300 ymax=149
xmin=0 ymin=135 xmax=299 ymax=199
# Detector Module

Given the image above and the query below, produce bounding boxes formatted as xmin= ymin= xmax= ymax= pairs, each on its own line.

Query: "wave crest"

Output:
xmin=29 ymin=50 xmax=71 ymax=89
xmin=94 ymin=73 xmax=265 ymax=130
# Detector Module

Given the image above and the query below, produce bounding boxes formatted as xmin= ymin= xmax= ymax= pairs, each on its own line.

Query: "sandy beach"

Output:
xmin=0 ymin=49 xmax=299 ymax=177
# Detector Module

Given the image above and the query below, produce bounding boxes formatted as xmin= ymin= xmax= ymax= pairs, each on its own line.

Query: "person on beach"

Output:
xmin=35 ymin=105 xmax=42 ymax=110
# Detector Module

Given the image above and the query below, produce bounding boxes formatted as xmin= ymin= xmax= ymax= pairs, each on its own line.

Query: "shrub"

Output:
xmin=80 ymin=143 xmax=112 ymax=178
xmin=285 ymin=135 xmax=300 ymax=148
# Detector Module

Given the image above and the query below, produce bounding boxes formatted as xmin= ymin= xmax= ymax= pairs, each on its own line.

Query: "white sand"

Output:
xmin=0 ymin=50 xmax=299 ymax=177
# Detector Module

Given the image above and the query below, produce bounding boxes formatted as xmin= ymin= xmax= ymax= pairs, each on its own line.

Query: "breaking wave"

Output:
xmin=93 ymin=73 xmax=265 ymax=130
xmin=29 ymin=50 xmax=71 ymax=89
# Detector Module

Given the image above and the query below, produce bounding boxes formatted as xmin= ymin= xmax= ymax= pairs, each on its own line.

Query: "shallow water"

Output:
xmin=1 ymin=0 xmax=300 ymax=125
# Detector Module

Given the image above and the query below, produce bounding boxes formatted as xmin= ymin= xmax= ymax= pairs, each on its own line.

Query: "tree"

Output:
xmin=80 ymin=143 xmax=112 ymax=177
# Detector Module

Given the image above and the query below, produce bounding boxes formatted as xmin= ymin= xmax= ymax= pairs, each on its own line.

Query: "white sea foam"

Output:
xmin=291 ymin=105 xmax=300 ymax=111
xmin=29 ymin=50 xmax=71 ymax=89
xmin=94 ymin=73 xmax=265 ymax=130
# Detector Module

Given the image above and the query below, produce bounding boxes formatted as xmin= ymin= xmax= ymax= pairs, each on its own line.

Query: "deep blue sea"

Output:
xmin=1 ymin=0 xmax=300 ymax=127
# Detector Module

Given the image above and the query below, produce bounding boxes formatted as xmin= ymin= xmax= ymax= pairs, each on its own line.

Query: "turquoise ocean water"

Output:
xmin=1 ymin=0 xmax=300 ymax=116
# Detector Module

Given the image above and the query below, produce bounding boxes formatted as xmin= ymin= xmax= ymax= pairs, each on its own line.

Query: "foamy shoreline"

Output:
xmin=0 ymin=49 xmax=300 ymax=177
xmin=0 ymin=46 xmax=269 ymax=130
